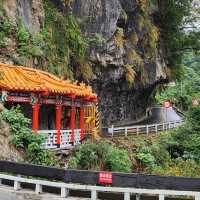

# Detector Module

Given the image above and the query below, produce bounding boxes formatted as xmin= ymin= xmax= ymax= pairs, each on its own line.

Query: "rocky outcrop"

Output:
xmin=0 ymin=118 xmax=24 ymax=162
xmin=72 ymin=0 xmax=122 ymax=40
xmin=71 ymin=0 xmax=168 ymax=125
xmin=2 ymin=0 xmax=44 ymax=34
xmin=0 ymin=0 xmax=169 ymax=126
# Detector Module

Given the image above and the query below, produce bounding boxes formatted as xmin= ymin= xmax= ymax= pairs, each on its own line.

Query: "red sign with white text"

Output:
xmin=98 ymin=172 xmax=112 ymax=185
xmin=163 ymin=101 xmax=171 ymax=108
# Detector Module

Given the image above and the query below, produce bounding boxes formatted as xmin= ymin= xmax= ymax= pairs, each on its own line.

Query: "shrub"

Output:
xmin=68 ymin=141 xmax=132 ymax=172
xmin=16 ymin=22 xmax=30 ymax=56
xmin=76 ymin=58 xmax=94 ymax=81
xmin=135 ymin=140 xmax=156 ymax=168
xmin=186 ymin=106 xmax=200 ymax=131
xmin=105 ymin=147 xmax=132 ymax=172
xmin=1 ymin=106 xmax=32 ymax=148
xmin=151 ymin=159 xmax=200 ymax=177
xmin=0 ymin=12 xmax=14 ymax=48
xmin=149 ymin=107 xmax=200 ymax=165
xmin=87 ymin=33 xmax=105 ymax=47
xmin=0 ymin=106 xmax=57 ymax=166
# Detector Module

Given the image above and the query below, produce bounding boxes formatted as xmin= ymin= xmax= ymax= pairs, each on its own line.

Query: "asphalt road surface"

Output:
xmin=136 ymin=107 xmax=182 ymax=125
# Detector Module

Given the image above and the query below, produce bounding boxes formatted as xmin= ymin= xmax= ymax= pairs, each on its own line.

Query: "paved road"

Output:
xmin=136 ymin=107 xmax=182 ymax=125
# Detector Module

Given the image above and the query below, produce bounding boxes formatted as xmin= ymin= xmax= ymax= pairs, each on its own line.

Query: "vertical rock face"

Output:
xmin=71 ymin=0 xmax=168 ymax=126
xmin=2 ymin=0 xmax=44 ymax=34
xmin=72 ymin=0 xmax=122 ymax=40
xmin=17 ymin=0 xmax=44 ymax=34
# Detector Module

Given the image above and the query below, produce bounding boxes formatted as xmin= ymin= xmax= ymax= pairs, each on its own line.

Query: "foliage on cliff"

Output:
xmin=0 ymin=0 xmax=88 ymax=80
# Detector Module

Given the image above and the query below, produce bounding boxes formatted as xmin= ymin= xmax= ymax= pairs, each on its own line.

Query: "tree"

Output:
xmin=157 ymin=0 xmax=200 ymax=79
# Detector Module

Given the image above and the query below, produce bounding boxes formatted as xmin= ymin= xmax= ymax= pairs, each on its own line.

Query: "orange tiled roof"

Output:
xmin=0 ymin=63 xmax=97 ymax=99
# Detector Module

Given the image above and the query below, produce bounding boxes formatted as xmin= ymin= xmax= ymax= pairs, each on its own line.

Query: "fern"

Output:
xmin=115 ymin=27 xmax=124 ymax=49
xmin=124 ymin=64 xmax=136 ymax=87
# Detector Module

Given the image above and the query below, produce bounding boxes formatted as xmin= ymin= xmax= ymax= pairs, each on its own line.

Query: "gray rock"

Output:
xmin=72 ymin=0 xmax=122 ymax=40
xmin=2 ymin=0 xmax=44 ymax=34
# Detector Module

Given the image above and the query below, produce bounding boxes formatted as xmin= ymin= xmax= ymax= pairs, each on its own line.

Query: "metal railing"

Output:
xmin=0 ymin=173 xmax=200 ymax=200
xmin=38 ymin=129 xmax=81 ymax=149
xmin=108 ymin=120 xmax=183 ymax=137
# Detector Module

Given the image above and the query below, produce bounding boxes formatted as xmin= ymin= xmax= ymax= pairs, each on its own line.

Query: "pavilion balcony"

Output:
xmin=39 ymin=129 xmax=82 ymax=149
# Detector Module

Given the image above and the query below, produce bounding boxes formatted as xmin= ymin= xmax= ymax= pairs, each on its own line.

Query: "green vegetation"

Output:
xmin=75 ymin=58 xmax=94 ymax=81
xmin=158 ymin=0 xmax=200 ymax=79
xmin=137 ymin=1 xmax=160 ymax=59
xmin=1 ymin=0 xmax=88 ymax=80
xmin=16 ymin=21 xmax=30 ymax=56
xmin=156 ymin=53 xmax=200 ymax=111
xmin=87 ymin=33 xmax=106 ymax=47
xmin=0 ymin=8 xmax=14 ymax=48
xmin=68 ymin=140 xmax=132 ymax=172
xmin=107 ymin=106 xmax=200 ymax=177
xmin=42 ymin=0 xmax=87 ymax=77
xmin=123 ymin=0 xmax=160 ymax=86
xmin=0 ymin=106 xmax=57 ymax=166
xmin=139 ymin=106 xmax=200 ymax=177
xmin=115 ymin=28 xmax=124 ymax=49
xmin=68 ymin=105 xmax=200 ymax=177
xmin=148 ymin=106 xmax=200 ymax=177
xmin=124 ymin=64 xmax=136 ymax=88
xmin=2 ymin=105 xmax=200 ymax=177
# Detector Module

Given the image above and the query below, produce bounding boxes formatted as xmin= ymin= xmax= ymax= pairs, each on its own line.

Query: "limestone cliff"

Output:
xmin=0 ymin=0 xmax=169 ymax=126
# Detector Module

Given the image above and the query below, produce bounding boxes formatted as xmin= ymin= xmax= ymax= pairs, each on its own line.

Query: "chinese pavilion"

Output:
xmin=0 ymin=63 xmax=97 ymax=149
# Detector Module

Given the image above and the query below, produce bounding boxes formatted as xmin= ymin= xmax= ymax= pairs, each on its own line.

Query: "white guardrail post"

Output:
xmin=155 ymin=124 xmax=158 ymax=134
xmin=111 ymin=125 xmax=114 ymax=137
xmin=146 ymin=125 xmax=149 ymax=136
xmin=137 ymin=127 xmax=139 ymax=136
xmin=61 ymin=187 xmax=69 ymax=198
xmin=124 ymin=192 xmax=131 ymax=200
xmin=136 ymin=194 xmax=140 ymax=200
xmin=195 ymin=195 xmax=200 ymax=200
xmin=125 ymin=127 xmax=128 ymax=137
xmin=91 ymin=190 xmax=97 ymax=200
xmin=159 ymin=194 xmax=165 ymax=200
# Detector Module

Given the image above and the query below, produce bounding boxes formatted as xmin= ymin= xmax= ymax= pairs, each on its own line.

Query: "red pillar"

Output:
xmin=55 ymin=104 xmax=62 ymax=146
xmin=79 ymin=106 xmax=84 ymax=141
xmin=70 ymin=106 xmax=76 ymax=143
xmin=32 ymin=103 xmax=39 ymax=133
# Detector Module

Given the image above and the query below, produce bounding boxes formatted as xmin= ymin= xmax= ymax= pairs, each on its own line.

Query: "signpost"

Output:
xmin=192 ymin=98 xmax=199 ymax=107
xmin=163 ymin=101 xmax=171 ymax=122
xmin=163 ymin=101 xmax=171 ymax=108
